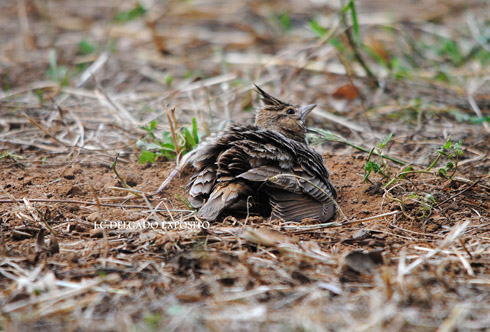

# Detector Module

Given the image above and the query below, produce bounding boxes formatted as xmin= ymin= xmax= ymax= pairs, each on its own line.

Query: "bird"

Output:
xmin=185 ymin=85 xmax=337 ymax=222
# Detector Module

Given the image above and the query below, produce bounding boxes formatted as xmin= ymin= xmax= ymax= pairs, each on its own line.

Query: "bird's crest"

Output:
xmin=254 ymin=84 xmax=289 ymax=107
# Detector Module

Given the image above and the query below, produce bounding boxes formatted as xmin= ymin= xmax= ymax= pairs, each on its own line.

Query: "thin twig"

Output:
xmin=165 ymin=104 xmax=181 ymax=156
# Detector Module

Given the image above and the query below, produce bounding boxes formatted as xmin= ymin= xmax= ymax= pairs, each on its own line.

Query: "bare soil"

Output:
xmin=2 ymin=150 xmax=489 ymax=331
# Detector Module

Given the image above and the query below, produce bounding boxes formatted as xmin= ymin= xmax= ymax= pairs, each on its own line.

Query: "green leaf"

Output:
xmin=329 ymin=37 xmax=345 ymax=52
xmin=278 ymin=12 xmax=291 ymax=31
xmin=390 ymin=57 xmax=411 ymax=78
xmin=161 ymin=132 xmax=175 ymax=146
xmin=138 ymin=150 xmax=156 ymax=164
xmin=160 ymin=143 xmax=177 ymax=151
xmin=136 ymin=140 xmax=162 ymax=151
xmin=144 ymin=313 xmax=161 ymax=329
xmin=363 ymin=160 xmax=382 ymax=182
xmin=438 ymin=39 xmax=463 ymax=66
xmin=114 ymin=2 xmax=146 ymax=22
xmin=342 ymin=0 xmax=360 ymax=45
xmin=191 ymin=118 xmax=199 ymax=144
xmin=0 ymin=151 xmax=24 ymax=160
xmin=165 ymin=74 xmax=173 ymax=87
xmin=2 ymin=73 xmax=10 ymax=93
xmin=406 ymin=192 xmax=418 ymax=199
xmin=450 ymin=109 xmax=471 ymax=122
xmin=398 ymin=165 xmax=413 ymax=180
xmin=35 ymin=89 xmax=44 ymax=103
xmin=349 ymin=1 xmax=360 ymax=45
xmin=141 ymin=120 xmax=157 ymax=133
xmin=438 ymin=167 xmax=447 ymax=177
xmin=137 ymin=119 xmax=201 ymax=163
xmin=150 ymin=120 xmax=157 ymax=131
xmin=181 ymin=127 xmax=196 ymax=151
xmin=77 ymin=40 xmax=96 ymax=55
xmin=453 ymin=140 xmax=462 ymax=150
xmin=309 ymin=19 xmax=327 ymax=38
xmin=424 ymin=193 xmax=436 ymax=204
xmin=434 ymin=70 xmax=451 ymax=83
xmin=161 ymin=150 xmax=175 ymax=160
xmin=363 ymin=44 xmax=389 ymax=68
xmin=377 ymin=133 xmax=393 ymax=149
xmin=469 ymin=116 xmax=490 ymax=124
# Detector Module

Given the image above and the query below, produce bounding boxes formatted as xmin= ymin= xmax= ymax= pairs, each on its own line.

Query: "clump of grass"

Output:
xmin=137 ymin=117 xmax=200 ymax=164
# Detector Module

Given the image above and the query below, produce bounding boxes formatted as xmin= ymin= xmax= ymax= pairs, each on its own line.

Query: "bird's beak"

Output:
xmin=299 ymin=104 xmax=316 ymax=120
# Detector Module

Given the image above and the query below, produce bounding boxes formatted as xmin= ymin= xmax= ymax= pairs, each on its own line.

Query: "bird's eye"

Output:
xmin=286 ymin=108 xmax=295 ymax=115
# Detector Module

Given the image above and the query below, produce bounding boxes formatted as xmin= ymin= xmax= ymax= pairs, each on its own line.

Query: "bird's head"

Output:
xmin=254 ymin=84 xmax=316 ymax=143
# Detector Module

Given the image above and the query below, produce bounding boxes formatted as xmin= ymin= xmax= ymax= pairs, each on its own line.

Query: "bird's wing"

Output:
xmin=292 ymin=141 xmax=337 ymax=203
xmin=268 ymin=191 xmax=336 ymax=222
xmin=210 ymin=130 xmax=337 ymax=204
xmin=188 ymin=165 xmax=217 ymax=208
xmin=232 ymin=143 xmax=336 ymax=205
xmin=197 ymin=181 xmax=251 ymax=220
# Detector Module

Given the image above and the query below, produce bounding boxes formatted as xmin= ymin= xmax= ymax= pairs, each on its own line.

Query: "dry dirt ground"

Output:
xmin=1 ymin=145 xmax=488 ymax=331
xmin=1 ymin=0 xmax=490 ymax=331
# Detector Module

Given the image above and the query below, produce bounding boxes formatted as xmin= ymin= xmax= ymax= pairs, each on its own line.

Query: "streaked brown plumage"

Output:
xmin=186 ymin=85 xmax=337 ymax=222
